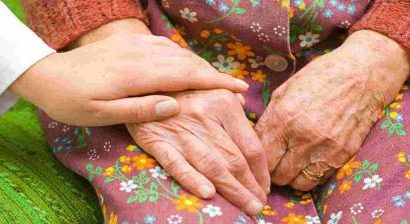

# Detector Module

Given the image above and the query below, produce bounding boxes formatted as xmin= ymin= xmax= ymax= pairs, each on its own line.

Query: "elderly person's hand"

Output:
xmin=255 ymin=30 xmax=410 ymax=191
xmin=127 ymin=89 xmax=270 ymax=215
xmin=9 ymin=21 xmax=248 ymax=126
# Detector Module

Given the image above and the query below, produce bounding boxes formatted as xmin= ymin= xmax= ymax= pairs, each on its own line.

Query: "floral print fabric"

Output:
xmin=39 ymin=0 xmax=410 ymax=223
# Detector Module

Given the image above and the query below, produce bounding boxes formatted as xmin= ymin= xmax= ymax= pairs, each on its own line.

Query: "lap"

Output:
xmin=315 ymin=84 xmax=410 ymax=223
xmin=39 ymin=84 xmax=410 ymax=224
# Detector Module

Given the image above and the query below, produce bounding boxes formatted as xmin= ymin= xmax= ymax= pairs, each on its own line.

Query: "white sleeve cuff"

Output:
xmin=0 ymin=2 xmax=55 ymax=113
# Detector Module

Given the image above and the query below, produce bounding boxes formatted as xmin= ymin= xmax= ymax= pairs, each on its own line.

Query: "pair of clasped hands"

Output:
xmin=11 ymin=19 xmax=410 ymax=215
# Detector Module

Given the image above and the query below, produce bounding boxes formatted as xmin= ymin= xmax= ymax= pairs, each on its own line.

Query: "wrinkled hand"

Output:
xmin=256 ymin=30 xmax=410 ymax=191
xmin=127 ymin=89 xmax=270 ymax=215
xmin=10 ymin=33 xmax=248 ymax=126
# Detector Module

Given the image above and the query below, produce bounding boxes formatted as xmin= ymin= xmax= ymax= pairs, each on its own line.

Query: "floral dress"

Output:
xmin=39 ymin=0 xmax=410 ymax=223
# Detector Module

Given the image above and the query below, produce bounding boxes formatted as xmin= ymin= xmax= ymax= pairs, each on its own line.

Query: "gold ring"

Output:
xmin=301 ymin=167 xmax=324 ymax=181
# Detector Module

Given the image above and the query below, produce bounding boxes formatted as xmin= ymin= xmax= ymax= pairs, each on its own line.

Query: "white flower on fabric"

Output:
xmin=167 ymin=215 xmax=183 ymax=224
xmin=180 ymin=8 xmax=198 ymax=23
xmin=327 ymin=211 xmax=343 ymax=224
xmin=305 ymin=215 xmax=321 ymax=224
xmin=149 ymin=166 xmax=169 ymax=179
xmin=248 ymin=56 xmax=265 ymax=69
xmin=371 ymin=208 xmax=384 ymax=219
xmin=350 ymin=203 xmax=364 ymax=215
xmin=212 ymin=55 xmax=240 ymax=74
xmin=299 ymin=32 xmax=320 ymax=48
xmin=119 ymin=180 xmax=137 ymax=193
xmin=202 ymin=204 xmax=223 ymax=217
xmin=256 ymin=219 xmax=272 ymax=224
xmin=363 ymin=175 xmax=382 ymax=190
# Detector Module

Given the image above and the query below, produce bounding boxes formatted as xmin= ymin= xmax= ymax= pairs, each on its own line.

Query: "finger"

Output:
xmin=254 ymin=113 xmax=287 ymax=173
xmin=270 ymin=145 xmax=309 ymax=186
xmin=123 ymin=68 xmax=249 ymax=96
xmin=290 ymin=163 xmax=336 ymax=191
xmin=222 ymin=104 xmax=271 ymax=195
xmin=178 ymin=135 xmax=265 ymax=215
xmin=127 ymin=131 xmax=216 ymax=199
xmin=210 ymin=128 xmax=267 ymax=202
xmin=236 ymin=93 xmax=246 ymax=106
xmin=96 ymin=96 xmax=179 ymax=125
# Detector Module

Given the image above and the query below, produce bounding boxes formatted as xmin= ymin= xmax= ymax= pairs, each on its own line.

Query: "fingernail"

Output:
xmin=246 ymin=200 xmax=264 ymax=215
xmin=264 ymin=187 xmax=271 ymax=195
xmin=198 ymin=185 xmax=214 ymax=198
xmin=155 ymin=100 xmax=178 ymax=117
xmin=235 ymin=79 xmax=249 ymax=89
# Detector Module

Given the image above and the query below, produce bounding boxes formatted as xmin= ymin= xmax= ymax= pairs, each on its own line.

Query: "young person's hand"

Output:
xmin=10 ymin=25 xmax=248 ymax=126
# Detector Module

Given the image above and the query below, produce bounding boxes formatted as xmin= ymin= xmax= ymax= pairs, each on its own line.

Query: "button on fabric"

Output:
xmin=264 ymin=54 xmax=288 ymax=72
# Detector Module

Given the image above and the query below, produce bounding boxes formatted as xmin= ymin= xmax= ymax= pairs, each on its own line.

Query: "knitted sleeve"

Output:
xmin=21 ymin=0 xmax=146 ymax=50
xmin=350 ymin=0 xmax=410 ymax=51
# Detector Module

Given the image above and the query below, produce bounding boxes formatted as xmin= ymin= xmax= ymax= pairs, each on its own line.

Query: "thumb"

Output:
xmin=97 ymin=95 xmax=179 ymax=124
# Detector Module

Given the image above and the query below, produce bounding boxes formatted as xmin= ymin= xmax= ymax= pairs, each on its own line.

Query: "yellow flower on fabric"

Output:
xmin=374 ymin=218 xmax=382 ymax=224
xmin=405 ymin=170 xmax=410 ymax=179
xmin=200 ymin=30 xmax=210 ymax=39
xmin=227 ymin=42 xmax=255 ymax=60
xmin=281 ymin=213 xmax=307 ymax=224
xmin=213 ymin=28 xmax=223 ymax=34
xmin=288 ymin=7 xmax=294 ymax=18
xmin=327 ymin=189 xmax=333 ymax=196
xmin=248 ymin=113 xmax=256 ymax=120
xmin=396 ymin=93 xmax=404 ymax=101
xmin=262 ymin=205 xmax=277 ymax=216
xmin=389 ymin=102 xmax=402 ymax=109
xmin=249 ymin=120 xmax=255 ymax=127
xmin=232 ymin=64 xmax=250 ymax=79
xmin=174 ymin=25 xmax=186 ymax=36
xmin=251 ymin=70 xmax=267 ymax=83
xmin=284 ymin=202 xmax=295 ymax=208
xmin=126 ymin=145 xmax=137 ymax=152
xmin=298 ymin=2 xmax=305 ymax=10
xmin=121 ymin=165 xmax=132 ymax=174
xmin=108 ymin=212 xmax=118 ymax=224
xmin=172 ymin=194 xmax=203 ymax=212
xmin=171 ymin=32 xmax=188 ymax=48
xmin=338 ymin=180 xmax=352 ymax=194
xmin=132 ymin=154 xmax=156 ymax=170
xmin=299 ymin=198 xmax=312 ymax=205
xmin=120 ymin=155 xmax=131 ymax=164
xmin=389 ymin=112 xmax=398 ymax=119
xmin=336 ymin=159 xmax=361 ymax=179
xmin=103 ymin=167 xmax=115 ymax=177
xmin=397 ymin=151 xmax=407 ymax=163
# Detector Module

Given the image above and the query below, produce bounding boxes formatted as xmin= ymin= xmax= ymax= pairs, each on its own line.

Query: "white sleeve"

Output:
xmin=0 ymin=2 xmax=55 ymax=114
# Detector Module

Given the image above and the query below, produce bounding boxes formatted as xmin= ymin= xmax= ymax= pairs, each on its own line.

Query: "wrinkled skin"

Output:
xmin=10 ymin=32 xmax=248 ymax=126
xmin=127 ymin=89 xmax=271 ymax=216
xmin=256 ymin=30 xmax=410 ymax=191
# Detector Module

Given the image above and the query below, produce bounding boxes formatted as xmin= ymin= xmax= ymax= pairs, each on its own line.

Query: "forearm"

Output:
xmin=21 ymin=0 xmax=147 ymax=50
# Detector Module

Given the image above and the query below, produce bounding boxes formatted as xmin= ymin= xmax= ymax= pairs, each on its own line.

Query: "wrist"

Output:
xmin=342 ymin=30 xmax=409 ymax=79
xmin=69 ymin=18 xmax=151 ymax=48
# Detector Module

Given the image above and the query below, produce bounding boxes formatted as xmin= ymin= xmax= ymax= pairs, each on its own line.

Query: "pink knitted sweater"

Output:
xmin=22 ymin=0 xmax=409 ymax=51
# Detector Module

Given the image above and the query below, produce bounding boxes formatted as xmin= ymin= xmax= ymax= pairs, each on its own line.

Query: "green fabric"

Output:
xmin=0 ymin=1 xmax=103 ymax=223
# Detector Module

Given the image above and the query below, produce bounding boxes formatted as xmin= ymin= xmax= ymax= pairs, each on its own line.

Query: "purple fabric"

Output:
xmin=39 ymin=0 xmax=410 ymax=223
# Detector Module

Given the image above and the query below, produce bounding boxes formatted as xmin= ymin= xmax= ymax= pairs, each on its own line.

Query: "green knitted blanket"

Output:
xmin=0 ymin=1 xmax=102 ymax=223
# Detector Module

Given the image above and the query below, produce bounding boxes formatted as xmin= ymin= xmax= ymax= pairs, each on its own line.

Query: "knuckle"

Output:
xmin=244 ymin=148 xmax=264 ymax=162
xmin=131 ymin=103 xmax=146 ymax=122
xmin=227 ymin=157 xmax=247 ymax=172
xmin=196 ymin=153 xmax=225 ymax=176
xmin=213 ymin=89 xmax=236 ymax=103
